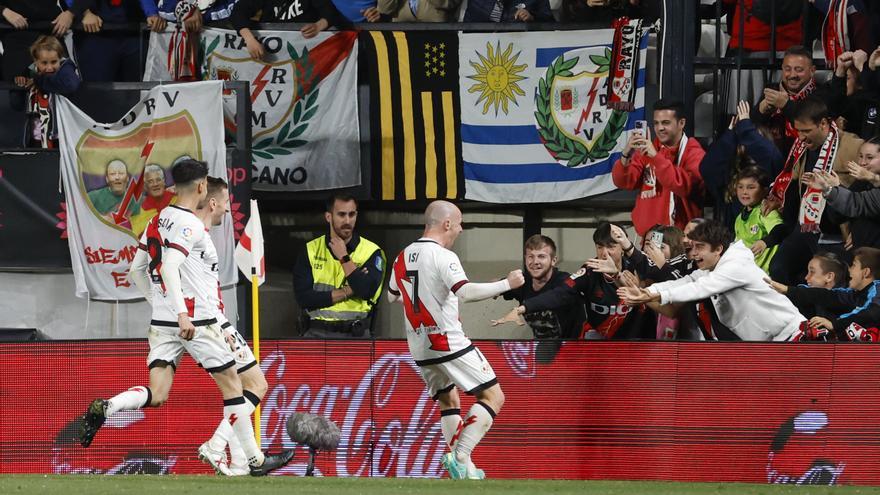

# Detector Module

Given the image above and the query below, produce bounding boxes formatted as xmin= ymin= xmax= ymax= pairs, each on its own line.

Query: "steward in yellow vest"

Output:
xmin=293 ymin=195 xmax=386 ymax=338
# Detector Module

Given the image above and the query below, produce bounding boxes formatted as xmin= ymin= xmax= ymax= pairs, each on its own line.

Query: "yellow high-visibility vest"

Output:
xmin=305 ymin=235 xmax=385 ymax=322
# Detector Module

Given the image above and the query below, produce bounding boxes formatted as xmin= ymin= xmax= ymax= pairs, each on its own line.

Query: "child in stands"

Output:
xmin=13 ymin=35 xmax=80 ymax=148
xmin=732 ymin=166 xmax=785 ymax=274
xmin=768 ymin=247 xmax=880 ymax=341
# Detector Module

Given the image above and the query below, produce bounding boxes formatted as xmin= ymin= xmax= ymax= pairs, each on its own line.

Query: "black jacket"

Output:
xmin=502 ymin=268 xmax=586 ymax=339
xmin=787 ymin=281 xmax=880 ymax=340
xmin=230 ymin=0 xmax=340 ymax=32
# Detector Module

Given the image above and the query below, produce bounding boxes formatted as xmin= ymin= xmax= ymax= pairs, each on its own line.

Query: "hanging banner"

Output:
xmin=191 ymin=28 xmax=360 ymax=192
xmin=459 ymin=28 xmax=648 ymax=203
xmin=56 ymin=81 xmax=235 ymax=300
xmin=363 ymin=30 xmax=463 ymax=201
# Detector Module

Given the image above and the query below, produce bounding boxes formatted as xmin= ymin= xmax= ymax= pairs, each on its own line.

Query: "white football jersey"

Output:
xmin=139 ymin=205 xmax=219 ymax=326
xmin=389 ymin=238 xmax=473 ymax=363
xmin=199 ymin=233 xmax=226 ymax=319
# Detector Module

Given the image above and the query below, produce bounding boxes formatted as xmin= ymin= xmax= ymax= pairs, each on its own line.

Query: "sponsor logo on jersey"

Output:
xmin=590 ymin=302 xmax=631 ymax=315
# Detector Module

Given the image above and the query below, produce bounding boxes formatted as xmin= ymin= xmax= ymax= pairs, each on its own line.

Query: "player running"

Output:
xmin=387 ymin=200 xmax=524 ymax=480
xmin=192 ymin=177 xmax=270 ymax=476
xmin=76 ymin=160 xmax=291 ymax=476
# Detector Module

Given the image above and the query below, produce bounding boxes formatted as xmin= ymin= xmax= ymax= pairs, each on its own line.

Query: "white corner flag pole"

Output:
xmin=234 ymin=200 xmax=265 ymax=445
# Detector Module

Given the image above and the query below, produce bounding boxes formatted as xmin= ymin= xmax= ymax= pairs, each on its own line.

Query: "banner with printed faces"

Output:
xmin=56 ymin=81 xmax=235 ymax=300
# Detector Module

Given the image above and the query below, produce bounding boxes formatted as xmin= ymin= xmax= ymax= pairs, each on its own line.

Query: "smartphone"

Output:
xmin=634 ymin=120 xmax=648 ymax=138
xmin=648 ymin=230 xmax=664 ymax=249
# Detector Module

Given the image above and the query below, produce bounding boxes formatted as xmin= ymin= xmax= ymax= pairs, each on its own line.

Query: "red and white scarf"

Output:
xmin=607 ymin=17 xmax=643 ymax=112
xmin=640 ymin=135 xmax=688 ymax=224
xmin=769 ymin=122 xmax=840 ymax=232
xmin=26 ymin=87 xmax=54 ymax=149
xmin=167 ymin=1 xmax=199 ymax=81
xmin=776 ymin=78 xmax=816 ymax=139
xmin=822 ymin=0 xmax=849 ymax=70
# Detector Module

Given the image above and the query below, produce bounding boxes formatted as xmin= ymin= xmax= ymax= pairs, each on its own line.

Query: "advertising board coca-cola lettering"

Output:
xmin=1 ymin=340 xmax=880 ymax=485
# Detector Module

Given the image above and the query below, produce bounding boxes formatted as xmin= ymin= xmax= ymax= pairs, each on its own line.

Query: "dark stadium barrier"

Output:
xmin=1 ymin=339 xmax=878 ymax=484
xmin=0 ymin=329 xmax=48 ymax=342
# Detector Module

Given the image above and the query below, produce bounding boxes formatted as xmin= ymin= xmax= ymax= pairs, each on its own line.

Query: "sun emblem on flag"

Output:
xmin=466 ymin=41 xmax=527 ymax=116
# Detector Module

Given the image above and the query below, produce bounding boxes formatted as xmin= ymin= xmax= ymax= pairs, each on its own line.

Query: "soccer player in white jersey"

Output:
xmin=76 ymin=160 xmax=292 ymax=476
xmin=194 ymin=177 xmax=269 ymax=476
xmin=387 ymin=200 xmax=525 ymax=480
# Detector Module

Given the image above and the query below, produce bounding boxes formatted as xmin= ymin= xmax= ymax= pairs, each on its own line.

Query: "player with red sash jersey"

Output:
xmin=76 ymin=160 xmax=291 ymax=476
xmin=387 ymin=201 xmax=524 ymax=480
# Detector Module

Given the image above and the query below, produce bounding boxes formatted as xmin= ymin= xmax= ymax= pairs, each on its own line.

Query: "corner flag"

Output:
xmin=234 ymin=199 xmax=266 ymax=444
xmin=234 ymin=200 xmax=265 ymax=286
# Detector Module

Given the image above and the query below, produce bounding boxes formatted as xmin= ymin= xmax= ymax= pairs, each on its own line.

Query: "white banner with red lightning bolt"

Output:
xmin=56 ymin=81 xmax=235 ymax=300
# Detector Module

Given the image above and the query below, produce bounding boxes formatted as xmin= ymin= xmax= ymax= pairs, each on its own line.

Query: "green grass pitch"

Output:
xmin=3 ymin=476 xmax=880 ymax=495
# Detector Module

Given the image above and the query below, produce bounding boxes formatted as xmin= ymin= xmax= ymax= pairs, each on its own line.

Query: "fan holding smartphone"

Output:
xmin=611 ymin=99 xmax=707 ymax=238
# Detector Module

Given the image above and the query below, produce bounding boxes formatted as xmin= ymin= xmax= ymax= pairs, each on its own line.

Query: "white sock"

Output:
xmin=454 ymin=402 xmax=495 ymax=466
xmin=440 ymin=408 xmax=479 ymax=473
xmin=225 ymin=392 xmax=259 ymax=467
xmin=210 ymin=399 xmax=255 ymax=452
xmin=106 ymin=386 xmax=151 ymax=417
xmin=227 ymin=428 xmax=246 ymax=467
xmin=223 ymin=397 xmax=263 ymax=466
xmin=439 ymin=408 xmax=462 ymax=450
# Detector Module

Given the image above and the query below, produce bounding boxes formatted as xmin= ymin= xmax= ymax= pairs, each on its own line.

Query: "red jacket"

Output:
xmin=611 ymin=136 xmax=706 ymax=237
xmin=723 ymin=0 xmax=802 ymax=52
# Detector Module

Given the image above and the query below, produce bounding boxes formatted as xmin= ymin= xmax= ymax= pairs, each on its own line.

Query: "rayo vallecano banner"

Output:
xmin=56 ymin=81 xmax=235 ymax=300
xmin=193 ymin=28 xmax=361 ymax=192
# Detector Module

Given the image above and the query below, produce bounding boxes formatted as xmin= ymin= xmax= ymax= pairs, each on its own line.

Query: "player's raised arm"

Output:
xmin=455 ymin=269 xmax=525 ymax=303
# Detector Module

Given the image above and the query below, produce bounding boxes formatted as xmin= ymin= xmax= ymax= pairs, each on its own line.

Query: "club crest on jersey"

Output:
xmin=77 ymin=113 xmax=200 ymax=238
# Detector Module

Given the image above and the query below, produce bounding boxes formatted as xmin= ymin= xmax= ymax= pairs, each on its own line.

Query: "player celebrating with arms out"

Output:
xmin=77 ymin=160 xmax=291 ymax=476
xmin=387 ymin=200 xmax=525 ymax=480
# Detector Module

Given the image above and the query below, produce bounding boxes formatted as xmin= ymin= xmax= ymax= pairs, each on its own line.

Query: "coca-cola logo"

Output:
xmin=260 ymin=351 xmax=448 ymax=477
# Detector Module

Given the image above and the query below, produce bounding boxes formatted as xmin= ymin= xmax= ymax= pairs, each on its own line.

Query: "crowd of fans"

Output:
xmin=4 ymin=1 xmax=880 ymax=341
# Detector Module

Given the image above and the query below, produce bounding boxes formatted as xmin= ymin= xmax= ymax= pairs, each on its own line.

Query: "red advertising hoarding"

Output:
xmin=1 ymin=340 xmax=879 ymax=485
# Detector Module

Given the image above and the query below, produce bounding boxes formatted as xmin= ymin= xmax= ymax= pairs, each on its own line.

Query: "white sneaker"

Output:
xmin=198 ymin=442 xmax=231 ymax=475
xmin=226 ymin=463 xmax=250 ymax=476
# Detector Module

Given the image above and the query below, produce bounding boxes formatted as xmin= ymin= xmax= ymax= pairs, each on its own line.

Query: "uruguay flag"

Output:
xmin=459 ymin=29 xmax=648 ymax=203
